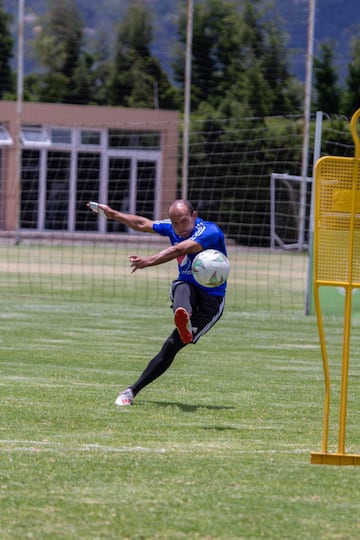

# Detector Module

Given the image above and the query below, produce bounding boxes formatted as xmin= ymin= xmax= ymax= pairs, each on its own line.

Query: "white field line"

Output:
xmin=0 ymin=378 xmax=111 ymax=387
xmin=0 ymin=439 xmax=312 ymax=455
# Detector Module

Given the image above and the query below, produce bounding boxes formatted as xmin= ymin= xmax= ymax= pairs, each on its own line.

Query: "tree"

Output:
xmin=173 ymin=0 xmax=300 ymax=116
xmin=261 ymin=16 xmax=301 ymax=115
xmin=313 ymin=41 xmax=340 ymax=114
xmin=107 ymin=1 xmax=178 ymax=109
xmin=0 ymin=0 xmax=14 ymax=98
xmin=342 ymin=36 xmax=360 ymax=117
xmin=27 ymin=0 xmax=93 ymax=104
xmin=87 ymin=29 xmax=112 ymax=105
xmin=235 ymin=1 xmax=276 ymax=116
xmin=174 ymin=0 xmax=244 ymax=112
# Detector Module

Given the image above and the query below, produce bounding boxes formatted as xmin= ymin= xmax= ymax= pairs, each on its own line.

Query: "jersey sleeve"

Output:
xmin=152 ymin=220 xmax=172 ymax=236
xmin=190 ymin=222 xmax=227 ymax=254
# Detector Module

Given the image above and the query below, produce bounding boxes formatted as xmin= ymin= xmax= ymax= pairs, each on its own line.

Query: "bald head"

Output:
xmin=168 ymin=199 xmax=197 ymax=238
xmin=168 ymin=199 xmax=194 ymax=215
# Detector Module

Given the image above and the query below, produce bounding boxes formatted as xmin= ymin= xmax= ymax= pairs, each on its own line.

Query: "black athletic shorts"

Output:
xmin=170 ymin=280 xmax=225 ymax=344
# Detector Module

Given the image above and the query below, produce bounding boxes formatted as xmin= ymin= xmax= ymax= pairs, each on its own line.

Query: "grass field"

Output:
xmin=1 ymin=247 xmax=360 ymax=539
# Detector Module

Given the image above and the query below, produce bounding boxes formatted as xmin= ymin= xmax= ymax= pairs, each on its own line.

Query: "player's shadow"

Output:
xmin=147 ymin=400 xmax=235 ymax=412
xmin=202 ymin=425 xmax=238 ymax=431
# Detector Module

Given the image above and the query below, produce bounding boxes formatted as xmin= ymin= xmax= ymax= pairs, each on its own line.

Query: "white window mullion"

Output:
xmin=38 ymin=149 xmax=47 ymax=230
xmin=125 ymin=157 xmax=138 ymax=235
xmin=98 ymin=130 xmax=108 ymax=234
xmin=155 ymin=154 xmax=161 ymax=220
xmin=68 ymin=130 xmax=77 ymax=232
xmin=129 ymin=157 xmax=137 ymax=216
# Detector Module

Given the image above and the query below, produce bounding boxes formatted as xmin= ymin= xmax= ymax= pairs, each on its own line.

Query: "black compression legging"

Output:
xmin=130 ymin=329 xmax=187 ymax=395
xmin=129 ymin=281 xmax=224 ymax=396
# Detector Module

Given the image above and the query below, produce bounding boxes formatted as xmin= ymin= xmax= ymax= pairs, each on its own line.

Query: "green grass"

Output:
xmin=1 ymin=280 xmax=360 ymax=538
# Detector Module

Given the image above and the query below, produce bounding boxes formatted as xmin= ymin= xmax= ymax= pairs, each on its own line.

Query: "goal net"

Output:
xmin=0 ymin=109 xmax=354 ymax=314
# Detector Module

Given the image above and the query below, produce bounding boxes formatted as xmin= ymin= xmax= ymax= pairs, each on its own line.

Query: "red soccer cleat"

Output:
xmin=174 ymin=307 xmax=193 ymax=344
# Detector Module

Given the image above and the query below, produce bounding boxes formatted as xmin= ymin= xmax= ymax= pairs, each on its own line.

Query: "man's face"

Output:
xmin=169 ymin=205 xmax=197 ymax=239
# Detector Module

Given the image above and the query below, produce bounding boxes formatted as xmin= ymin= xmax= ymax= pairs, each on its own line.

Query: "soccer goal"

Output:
xmin=270 ymin=173 xmax=313 ymax=251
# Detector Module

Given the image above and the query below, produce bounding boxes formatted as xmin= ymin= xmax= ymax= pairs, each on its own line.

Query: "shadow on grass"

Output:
xmin=146 ymin=400 xmax=236 ymax=412
xmin=202 ymin=425 xmax=238 ymax=431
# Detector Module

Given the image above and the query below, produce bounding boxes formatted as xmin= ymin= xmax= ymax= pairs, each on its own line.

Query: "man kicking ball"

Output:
xmin=87 ymin=199 xmax=228 ymax=406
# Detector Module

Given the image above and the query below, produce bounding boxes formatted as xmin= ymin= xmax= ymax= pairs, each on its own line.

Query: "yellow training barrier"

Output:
xmin=311 ymin=108 xmax=360 ymax=465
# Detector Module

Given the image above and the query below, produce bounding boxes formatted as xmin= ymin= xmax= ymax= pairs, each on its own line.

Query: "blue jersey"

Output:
xmin=152 ymin=217 xmax=227 ymax=297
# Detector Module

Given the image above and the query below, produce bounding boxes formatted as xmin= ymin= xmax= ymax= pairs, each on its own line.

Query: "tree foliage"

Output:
xmin=313 ymin=41 xmax=340 ymax=114
xmin=25 ymin=0 xmax=91 ymax=103
xmin=342 ymin=36 xmax=360 ymax=117
xmin=106 ymin=1 xmax=178 ymax=109
xmin=174 ymin=0 xmax=300 ymax=117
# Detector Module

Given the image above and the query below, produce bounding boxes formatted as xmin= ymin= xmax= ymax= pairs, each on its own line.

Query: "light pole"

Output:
xmin=15 ymin=0 xmax=24 ymax=244
xmin=298 ymin=0 xmax=316 ymax=250
xmin=181 ymin=0 xmax=193 ymax=200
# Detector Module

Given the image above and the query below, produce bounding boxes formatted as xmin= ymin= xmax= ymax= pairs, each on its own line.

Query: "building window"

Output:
xmin=76 ymin=152 xmax=101 ymax=232
xmin=108 ymin=130 xmax=161 ymax=150
xmin=107 ymin=157 xmax=131 ymax=233
xmin=51 ymin=128 xmax=72 ymax=145
xmin=136 ymin=160 xmax=156 ymax=218
xmin=81 ymin=130 xmax=101 ymax=146
xmin=21 ymin=126 xmax=51 ymax=147
xmin=0 ymin=125 xmax=13 ymax=146
xmin=20 ymin=150 xmax=40 ymax=229
xmin=45 ymin=151 xmax=70 ymax=230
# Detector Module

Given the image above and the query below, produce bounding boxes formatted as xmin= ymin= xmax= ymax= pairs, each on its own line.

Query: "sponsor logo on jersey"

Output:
xmin=178 ymin=254 xmax=192 ymax=275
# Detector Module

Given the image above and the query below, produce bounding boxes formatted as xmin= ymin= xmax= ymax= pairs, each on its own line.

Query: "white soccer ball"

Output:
xmin=191 ymin=249 xmax=230 ymax=288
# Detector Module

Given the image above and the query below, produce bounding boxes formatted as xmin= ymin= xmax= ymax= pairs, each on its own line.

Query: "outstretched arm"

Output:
xmin=87 ymin=203 xmax=155 ymax=233
xmin=129 ymin=239 xmax=202 ymax=273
